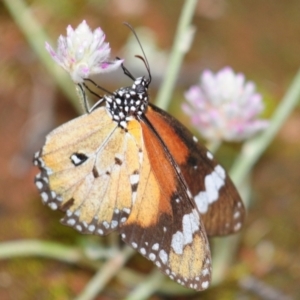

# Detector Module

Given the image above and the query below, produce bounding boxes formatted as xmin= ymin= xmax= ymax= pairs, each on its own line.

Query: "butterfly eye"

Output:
xmin=70 ymin=153 xmax=88 ymax=166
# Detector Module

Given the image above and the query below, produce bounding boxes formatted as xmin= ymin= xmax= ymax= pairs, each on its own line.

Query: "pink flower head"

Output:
xmin=183 ymin=67 xmax=268 ymax=142
xmin=45 ymin=20 xmax=123 ymax=83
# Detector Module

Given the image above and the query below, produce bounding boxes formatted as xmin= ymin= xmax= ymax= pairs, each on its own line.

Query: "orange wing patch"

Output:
xmin=146 ymin=104 xmax=245 ymax=236
xmin=119 ymin=119 xmax=212 ymax=291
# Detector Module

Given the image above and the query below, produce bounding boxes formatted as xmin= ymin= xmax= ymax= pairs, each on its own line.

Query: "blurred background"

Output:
xmin=0 ymin=0 xmax=300 ymax=299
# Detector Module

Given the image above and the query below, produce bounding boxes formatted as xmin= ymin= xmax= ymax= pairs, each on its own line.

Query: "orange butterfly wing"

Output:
xmin=119 ymin=118 xmax=212 ymax=291
xmin=145 ymin=104 xmax=245 ymax=236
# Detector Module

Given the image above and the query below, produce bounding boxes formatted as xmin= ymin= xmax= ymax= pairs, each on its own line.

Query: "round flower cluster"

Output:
xmin=183 ymin=67 xmax=268 ymax=142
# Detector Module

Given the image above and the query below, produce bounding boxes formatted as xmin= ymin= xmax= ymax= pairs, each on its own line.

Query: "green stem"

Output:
xmin=74 ymin=246 xmax=135 ymax=300
xmin=3 ymin=0 xmax=81 ymax=112
xmin=0 ymin=240 xmax=81 ymax=264
xmin=155 ymin=0 xmax=197 ymax=110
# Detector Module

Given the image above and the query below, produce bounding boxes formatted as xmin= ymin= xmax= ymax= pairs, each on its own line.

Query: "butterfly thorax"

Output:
xmin=105 ymin=77 xmax=150 ymax=129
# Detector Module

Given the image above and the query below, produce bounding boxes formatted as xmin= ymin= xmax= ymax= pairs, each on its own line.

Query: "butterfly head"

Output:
xmin=105 ymin=76 xmax=150 ymax=129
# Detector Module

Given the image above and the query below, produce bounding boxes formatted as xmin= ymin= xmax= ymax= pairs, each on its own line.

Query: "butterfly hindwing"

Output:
xmin=34 ymin=108 xmax=142 ymax=235
xmin=145 ymin=104 xmax=245 ymax=236
xmin=119 ymin=119 xmax=212 ymax=291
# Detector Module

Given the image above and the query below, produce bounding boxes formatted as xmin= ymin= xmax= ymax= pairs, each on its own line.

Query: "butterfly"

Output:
xmin=33 ymin=56 xmax=245 ymax=291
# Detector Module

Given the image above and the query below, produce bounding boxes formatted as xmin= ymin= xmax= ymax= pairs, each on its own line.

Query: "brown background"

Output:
xmin=0 ymin=0 xmax=299 ymax=299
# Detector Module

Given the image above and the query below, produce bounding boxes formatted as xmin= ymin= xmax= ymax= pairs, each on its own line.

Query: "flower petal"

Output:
xmin=183 ymin=67 xmax=268 ymax=142
xmin=45 ymin=20 xmax=122 ymax=83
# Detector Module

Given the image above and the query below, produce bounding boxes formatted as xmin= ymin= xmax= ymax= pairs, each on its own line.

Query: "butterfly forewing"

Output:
xmin=119 ymin=119 xmax=212 ymax=291
xmin=34 ymin=108 xmax=141 ymax=235
xmin=145 ymin=104 xmax=245 ymax=236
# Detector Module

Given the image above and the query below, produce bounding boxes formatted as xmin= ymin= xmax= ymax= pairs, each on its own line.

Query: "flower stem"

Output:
xmin=74 ymin=246 xmax=135 ymax=300
xmin=0 ymin=240 xmax=81 ymax=264
xmin=3 ymin=0 xmax=81 ymax=112
xmin=155 ymin=0 xmax=197 ymax=110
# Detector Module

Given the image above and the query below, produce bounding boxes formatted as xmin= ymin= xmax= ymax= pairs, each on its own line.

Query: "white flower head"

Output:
xmin=183 ymin=67 xmax=268 ymax=142
xmin=46 ymin=20 xmax=123 ymax=83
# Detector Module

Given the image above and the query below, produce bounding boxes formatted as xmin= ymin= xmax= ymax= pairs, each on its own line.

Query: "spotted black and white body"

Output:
xmin=33 ymin=69 xmax=245 ymax=291
xmin=105 ymin=77 xmax=149 ymax=129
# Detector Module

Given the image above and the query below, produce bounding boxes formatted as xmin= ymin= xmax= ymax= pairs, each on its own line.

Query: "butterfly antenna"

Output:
xmin=123 ymin=22 xmax=152 ymax=83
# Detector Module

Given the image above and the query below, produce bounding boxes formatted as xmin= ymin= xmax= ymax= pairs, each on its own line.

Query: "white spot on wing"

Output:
xmin=202 ymin=268 xmax=209 ymax=276
xmin=171 ymin=231 xmax=184 ymax=255
xmin=234 ymin=211 xmax=240 ymax=219
xmin=67 ymin=219 xmax=76 ymax=226
xmin=202 ymin=281 xmax=209 ymax=289
xmin=71 ymin=154 xmax=82 ymax=165
xmin=152 ymin=243 xmax=159 ymax=251
xmin=194 ymin=165 xmax=226 ymax=213
xmin=111 ymin=220 xmax=118 ymax=228
xmin=130 ymin=173 xmax=139 ymax=185
xmin=123 ymin=208 xmax=130 ymax=214
xmin=195 ymin=192 xmax=209 ymax=213
xmin=159 ymin=250 xmax=168 ymax=264
xmin=35 ymin=181 xmax=43 ymax=190
xmin=149 ymin=253 xmax=156 ymax=261
xmin=234 ymin=222 xmax=241 ymax=231
xmin=49 ymin=203 xmax=58 ymax=210
xmin=215 ymin=165 xmax=226 ymax=179
xmin=103 ymin=221 xmax=109 ymax=229
xmin=88 ymin=225 xmax=95 ymax=232
xmin=41 ymin=192 xmax=48 ymax=203
xmin=206 ymin=151 xmax=213 ymax=160
xmin=171 ymin=210 xmax=200 ymax=254
xmin=45 ymin=166 xmax=53 ymax=175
